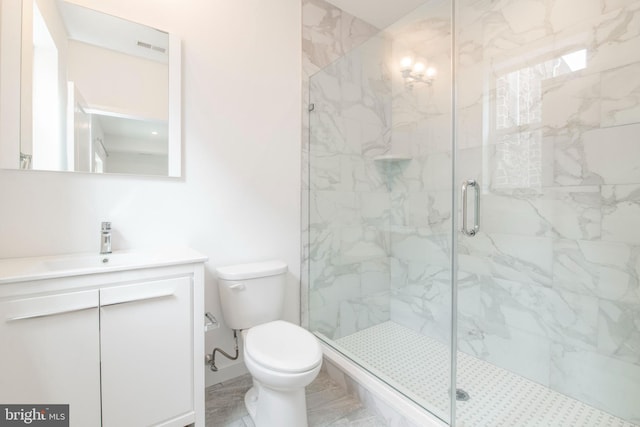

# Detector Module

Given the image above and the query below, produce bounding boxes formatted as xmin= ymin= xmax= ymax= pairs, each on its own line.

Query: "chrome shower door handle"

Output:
xmin=461 ymin=179 xmax=480 ymax=237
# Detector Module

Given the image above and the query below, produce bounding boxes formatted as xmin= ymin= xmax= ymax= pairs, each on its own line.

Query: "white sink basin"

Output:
xmin=0 ymin=248 xmax=207 ymax=284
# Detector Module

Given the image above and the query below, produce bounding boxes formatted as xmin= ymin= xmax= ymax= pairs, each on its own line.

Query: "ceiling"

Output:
xmin=323 ymin=0 xmax=427 ymax=29
xmin=92 ymin=114 xmax=168 ymax=155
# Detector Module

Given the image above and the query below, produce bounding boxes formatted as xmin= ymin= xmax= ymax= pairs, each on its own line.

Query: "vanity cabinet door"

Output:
xmin=99 ymin=276 xmax=193 ymax=427
xmin=0 ymin=290 xmax=101 ymax=426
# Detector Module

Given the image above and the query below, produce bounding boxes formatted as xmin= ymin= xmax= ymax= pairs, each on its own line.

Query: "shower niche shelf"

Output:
xmin=373 ymin=154 xmax=412 ymax=163
xmin=373 ymin=154 xmax=411 ymax=190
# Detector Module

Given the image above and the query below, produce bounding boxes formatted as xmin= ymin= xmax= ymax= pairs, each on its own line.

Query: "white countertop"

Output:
xmin=0 ymin=247 xmax=208 ymax=284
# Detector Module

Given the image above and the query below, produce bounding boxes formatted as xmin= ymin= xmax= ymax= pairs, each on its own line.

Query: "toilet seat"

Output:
xmin=245 ymin=320 xmax=322 ymax=374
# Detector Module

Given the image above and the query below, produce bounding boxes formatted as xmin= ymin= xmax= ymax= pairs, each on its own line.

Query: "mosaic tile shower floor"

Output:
xmin=335 ymin=321 xmax=638 ymax=427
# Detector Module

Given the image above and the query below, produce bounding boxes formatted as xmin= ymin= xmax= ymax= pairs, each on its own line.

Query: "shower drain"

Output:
xmin=456 ymin=388 xmax=470 ymax=401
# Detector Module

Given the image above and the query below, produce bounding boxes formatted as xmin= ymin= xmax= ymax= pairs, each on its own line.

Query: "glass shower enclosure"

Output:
xmin=305 ymin=0 xmax=640 ymax=425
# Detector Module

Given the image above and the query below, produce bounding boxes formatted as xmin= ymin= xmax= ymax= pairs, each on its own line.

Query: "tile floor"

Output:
xmin=205 ymin=368 xmax=387 ymax=427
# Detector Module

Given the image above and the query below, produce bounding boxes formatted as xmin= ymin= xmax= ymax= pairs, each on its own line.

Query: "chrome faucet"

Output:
xmin=100 ymin=222 xmax=112 ymax=254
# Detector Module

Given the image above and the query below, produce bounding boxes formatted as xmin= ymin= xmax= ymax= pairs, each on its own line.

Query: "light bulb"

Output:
xmin=426 ymin=67 xmax=437 ymax=78
xmin=400 ymin=56 xmax=413 ymax=71
xmin=413 ymin=62 xmax=426 ymax=76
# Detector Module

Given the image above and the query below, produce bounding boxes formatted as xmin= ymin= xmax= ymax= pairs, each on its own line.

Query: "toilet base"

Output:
xmin=244 ymin=383 xmax=308 ymax=427
xmin=244 ymin=386 xmax=258 ymax=419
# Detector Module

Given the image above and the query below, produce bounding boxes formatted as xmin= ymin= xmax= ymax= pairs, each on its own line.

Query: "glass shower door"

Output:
xmin=306 ymin=0 xmax=455 ymax=423
xmin=454 ymin=0 xmax=640 ymax=425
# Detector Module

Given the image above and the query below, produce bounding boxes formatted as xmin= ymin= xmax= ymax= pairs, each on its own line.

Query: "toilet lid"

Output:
xmin=245 ymin=320 xmax=322 ymax=373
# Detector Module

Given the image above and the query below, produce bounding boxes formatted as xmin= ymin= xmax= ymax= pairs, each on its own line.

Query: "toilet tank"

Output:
xmin=216 ymin=260 xmax=287 ymax=330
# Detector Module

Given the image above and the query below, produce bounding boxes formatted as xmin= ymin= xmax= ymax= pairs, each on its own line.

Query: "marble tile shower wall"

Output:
xmin=382 ymin=1 xmax=455 ymax=346
xmin=305 ymin=0 xmax=456 ymax=343
xmin=304 ymin=0 xmax=639 ymax=423
xmin=454 ymin=0 xmax=640 ymax=422
xmin=302 ymin=0 xmax=387 ymax=338
xmin=308 ymin=33 xmax=395 ymax=339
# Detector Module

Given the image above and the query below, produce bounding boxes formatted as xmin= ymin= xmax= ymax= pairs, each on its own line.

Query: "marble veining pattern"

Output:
xmin=302 ymin=0 xmax=382 ymax=331
xmin=304 ymin=0 xmax=640 ymax=425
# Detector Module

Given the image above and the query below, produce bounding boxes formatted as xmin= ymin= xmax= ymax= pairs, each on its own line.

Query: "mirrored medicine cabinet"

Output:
xmin=0 ymin=0 xmax=181 ymax=177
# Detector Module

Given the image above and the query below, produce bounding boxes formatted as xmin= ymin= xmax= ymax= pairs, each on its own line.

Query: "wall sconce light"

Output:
xmin=400 ymin=56 xmax=436 ymax=89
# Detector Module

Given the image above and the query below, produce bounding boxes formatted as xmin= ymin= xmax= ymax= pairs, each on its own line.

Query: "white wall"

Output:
xmin=0 ymin=0 xmax=302 ymax=387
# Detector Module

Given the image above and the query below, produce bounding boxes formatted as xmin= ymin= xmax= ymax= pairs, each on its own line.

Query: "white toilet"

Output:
xmin=216 ymin=260 xmax=322 ymax=427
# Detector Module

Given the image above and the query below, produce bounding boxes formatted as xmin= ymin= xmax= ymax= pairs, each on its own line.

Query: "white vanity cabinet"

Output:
xmin=0 ymin=289 xmax=102 ymax=426
xmin=100 ymin=277 xmax=193 ymax=426
xmin=0 ymin=249 xmax=206 ymax=427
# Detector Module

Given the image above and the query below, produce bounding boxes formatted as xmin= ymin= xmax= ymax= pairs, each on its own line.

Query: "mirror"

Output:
xmin=0 ymin=0 xmax=181 ymax=176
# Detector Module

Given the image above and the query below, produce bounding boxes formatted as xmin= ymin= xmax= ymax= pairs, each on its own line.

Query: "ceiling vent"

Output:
xmin=137 ymin=40 xmax=166 ymax=54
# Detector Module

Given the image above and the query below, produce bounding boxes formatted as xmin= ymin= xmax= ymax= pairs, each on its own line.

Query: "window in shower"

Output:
xmin=492 ymin=48 xmax=588 ymax=190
